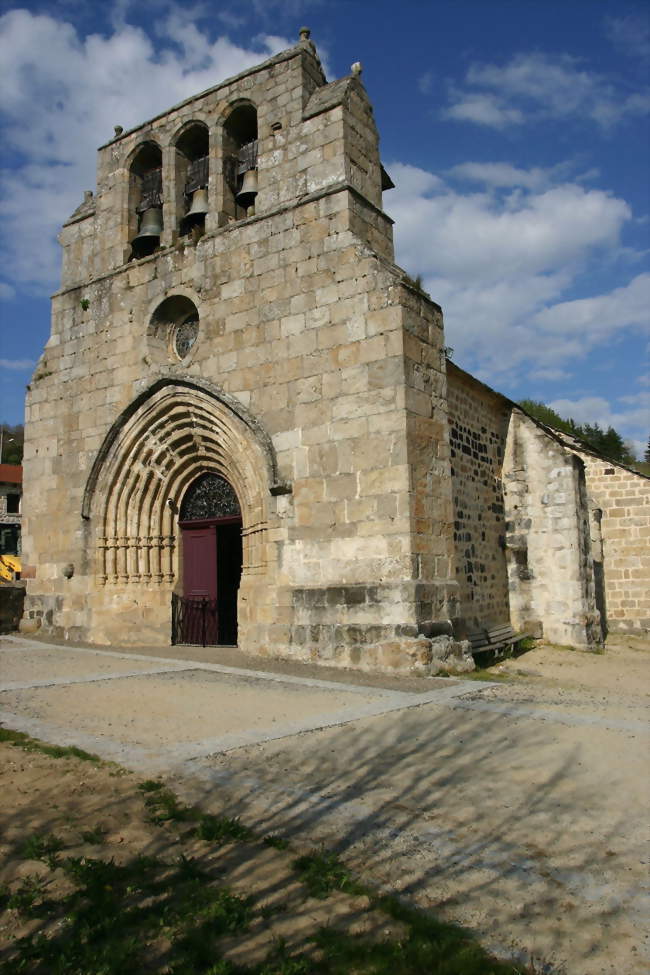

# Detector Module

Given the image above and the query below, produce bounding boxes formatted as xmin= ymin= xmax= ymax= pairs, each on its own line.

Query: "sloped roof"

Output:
xmin=303 ymin=76 xmax=355 ymax=119
xmin=0 ymin=464 xmax=22 ymax=484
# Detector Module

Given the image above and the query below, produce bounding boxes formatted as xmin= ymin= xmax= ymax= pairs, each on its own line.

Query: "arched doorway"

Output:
xmin=83 ymin=377 xmax=278 ymax=649
xmin=177 ymin=473 xmax=243 ymax=646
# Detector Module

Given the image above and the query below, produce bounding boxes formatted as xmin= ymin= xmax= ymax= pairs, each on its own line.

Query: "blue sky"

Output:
xmin=1 ymin=0 xmax=648 ymax=454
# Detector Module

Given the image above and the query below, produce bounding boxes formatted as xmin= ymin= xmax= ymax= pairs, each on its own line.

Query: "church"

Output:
xmin=20 ymin=30 xmax=648 ymax=671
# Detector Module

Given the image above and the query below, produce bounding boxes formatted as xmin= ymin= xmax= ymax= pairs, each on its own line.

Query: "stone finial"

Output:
xmin=299 ymin=27 xmax=311 ymax=41
xmin=113 ymin=125 xmax=124 ymax=137
xmin=351 ymin=62 xmax=362 ymax=76
xmin=83 ymin=190 xmax=93 ymax=202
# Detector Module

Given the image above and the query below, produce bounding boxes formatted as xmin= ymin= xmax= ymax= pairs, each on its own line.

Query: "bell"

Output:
xmin=186 ymin=187 xmax=208 ymax=218
xmin=236 ymin=169 xmax=258 ymax=209
xmin=133 ymin=206 xmax=163 ymax=244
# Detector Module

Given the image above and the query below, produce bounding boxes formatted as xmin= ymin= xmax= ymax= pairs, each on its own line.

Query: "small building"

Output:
xmin=20 ymin=31 xmax=649 ymax=665
xmin=0 ymin=464 xmax=22 ymax=582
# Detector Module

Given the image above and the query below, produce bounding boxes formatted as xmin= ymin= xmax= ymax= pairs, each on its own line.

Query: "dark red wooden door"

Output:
xmin=181 ymin=525 xmax=218 ymax=645
xmin=178 ymin=520 xmax=242 ymax=646
xmin=182 ymin=525 xmax=217 ymax=598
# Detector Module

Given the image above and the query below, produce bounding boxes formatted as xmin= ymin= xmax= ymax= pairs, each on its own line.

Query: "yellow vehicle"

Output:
xmin=0 ymin=553 xmax=21 ymax=582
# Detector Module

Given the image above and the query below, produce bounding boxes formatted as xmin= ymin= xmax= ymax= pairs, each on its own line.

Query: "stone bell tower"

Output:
xmin=21 ymin=29 xmax=466 ymax=673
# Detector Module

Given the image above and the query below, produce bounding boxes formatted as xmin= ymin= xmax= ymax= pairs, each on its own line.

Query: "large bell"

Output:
xmin=133 ymin=206 xmax=163 ymax=244
xmin=186 ymin=187 xmax=208 ymax=218
xmin=236 ymin=169 xmax=258 ymax=209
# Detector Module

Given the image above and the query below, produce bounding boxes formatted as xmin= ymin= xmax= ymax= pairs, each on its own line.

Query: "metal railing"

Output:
xmin=171 ymin=593 xmax=219 ymax=647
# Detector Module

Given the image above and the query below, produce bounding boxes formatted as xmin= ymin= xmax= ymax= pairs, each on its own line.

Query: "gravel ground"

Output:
xmin=1 ymin=633 xmax=648 ymax=973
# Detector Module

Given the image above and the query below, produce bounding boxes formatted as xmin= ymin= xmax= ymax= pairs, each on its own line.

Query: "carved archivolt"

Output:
xmin=85 ymin=381 xmax=272 ymax=586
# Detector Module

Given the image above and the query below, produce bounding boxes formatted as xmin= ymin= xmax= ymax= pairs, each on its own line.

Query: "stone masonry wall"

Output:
xmin=572 ymin=453 xmax=649 ymax=635
xmin=503 ymin=412 xmax=600 ymax=648
xmin=445 ymin=365 xmax=511 ymax=633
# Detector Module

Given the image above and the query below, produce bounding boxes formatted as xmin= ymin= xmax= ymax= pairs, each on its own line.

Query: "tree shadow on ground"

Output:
xmin=0 ymin=675 xmax=643 ymax=973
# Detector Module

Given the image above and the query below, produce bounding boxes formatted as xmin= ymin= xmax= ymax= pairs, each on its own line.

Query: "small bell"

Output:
xmin=186 ymin=187 xmax=208 ymax=218
xmin=236 ymin=169 xmax=258 ymax=209
xmin=132 ymin=206 xmax=163 ymax=243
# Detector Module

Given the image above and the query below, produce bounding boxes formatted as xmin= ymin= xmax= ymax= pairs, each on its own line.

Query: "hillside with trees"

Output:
xmin=0 ymin=424 xmax=24 ymax=465
xmin=518 ymin=401 xmax=647 ymax=472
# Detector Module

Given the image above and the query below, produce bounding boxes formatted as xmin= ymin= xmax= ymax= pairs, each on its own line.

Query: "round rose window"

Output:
xmin=174 ymin=314 xmax=199 ymax=359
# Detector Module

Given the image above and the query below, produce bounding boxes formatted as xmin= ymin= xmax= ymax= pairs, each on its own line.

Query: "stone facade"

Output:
xmin=446 ymin=365 xmax=511 ymax=635
xmin=0 ymin=464 xmax=22 ymax=563
xmin=501 ymin=411 xmax=601 ymax=648
xmin=550 ymin=437 xmax=650 ymax=636
xmin=20 ymin=32 xmax=648 ymax=666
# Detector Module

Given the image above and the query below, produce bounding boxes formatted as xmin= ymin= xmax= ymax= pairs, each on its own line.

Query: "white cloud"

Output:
xmin=418 ymin=71 xmax=433 ymax=95
xmin=387 ymin=160 xmax=642 ymax=382
xmin=528 ymin=367 xmax=573 ymax=382
xmin=444 ymin=91 xmax=523 ymax=128
xmin=448 ymin=162 xmax=551 ymax=189
xmin=0 ymin=358 xmax=35 ymax=370
xmin=0 ymin=9 xmax=291 ymax=292
xmin=445 ymin=52 xmax=650 ymax=129
xmin=390 ymin=162 xmax=629 ymax=283
xmin=548 ymin=396 xmax=614 ymax=426
xmin=605 ymin=14 xmax=650 ymax=61
xmin=532 ymin=273 xmax=650 ymax=338
xmin=0 ymin=282 xmax=15 ymax=300
xmin=548 ymin=392 xmax=650 ymax=456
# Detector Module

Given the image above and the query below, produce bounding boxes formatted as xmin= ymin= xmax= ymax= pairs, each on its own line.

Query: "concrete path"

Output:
xmin=0 ymin=636 xmax=482 ymax=768
xmin=1 ymin=633 xmax=648 ymax=974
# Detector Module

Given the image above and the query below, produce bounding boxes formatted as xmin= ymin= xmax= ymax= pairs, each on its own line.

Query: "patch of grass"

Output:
xmin=141 ymin=785 xmax=194 ymax=824
xmin=292 ymin=847 xmax=363 ymax=900
xmin=516 ymin=637 xmax=538 ymax=653
xmin=6 ymin=875 xmax=50 ymax=916
xmin=462 ymin=668 xmax=511 ymax=682
xmin=196 ymin=813 xmax=254 ymax=845
xmin=259 ymin=900 xmax=288 ymax=920
xmin=138 ymin=782 xmax=255 ymax=843
xmin=0 ymin=727 xmax=102 ymax=764
xmin=0 ymin=852 xmax=250 ymax=975
xmin=22 ymin=831 xmax=65 ymax=865
xmin=0 ymin=728 xmax=28 ymax=744
xmin=80 ymin=824 xmax=107 ymax=844
xmin=257 ymin=937 xmax=312 ymax=974
xmin=176 ymin=852 xmax=210 ymax=881
xmin=263 ymin=833 xmax=289 ymax=850
xmin=312 ymin=921 xmax=523 ymax=974
xmin=137 ymin=778 xmax=165 ymax=793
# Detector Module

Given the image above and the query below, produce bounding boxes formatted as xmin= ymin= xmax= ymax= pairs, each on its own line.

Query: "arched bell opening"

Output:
xmin=176 ymin=473 xmax=243 ymax=646
xmin=129 ymin=141 xmax=163 ymax=259
xmin=174 ymin=122 xmax=209 ymax=239
xmin=222 ymin=103 xmax=258 ymax=221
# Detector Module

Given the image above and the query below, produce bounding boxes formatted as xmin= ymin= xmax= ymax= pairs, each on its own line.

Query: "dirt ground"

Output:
xmin=0 ymin=745 xmax=422 ymax=972
xmin=1 ymin=633 xmax=649 ymax=973
xmin=181 ymin=638 xmax=650 ymax=974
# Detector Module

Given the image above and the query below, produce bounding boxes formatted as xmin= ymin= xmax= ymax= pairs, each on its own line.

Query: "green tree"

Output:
xmin=517 ymin=400 xmax=577 ymax=436
xmin=0 ymin=424 xmax=24 ymax=464
xmin=517 ymin=402 xmax=636 ymax=465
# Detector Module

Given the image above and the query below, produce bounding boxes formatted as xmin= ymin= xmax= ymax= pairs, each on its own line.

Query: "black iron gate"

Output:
xmin=171 ymin=593 xmax=219 ymax=647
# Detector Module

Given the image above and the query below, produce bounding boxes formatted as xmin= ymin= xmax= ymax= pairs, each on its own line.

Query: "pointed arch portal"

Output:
xmin=83 ymin=379 xmax=279 ymax=645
